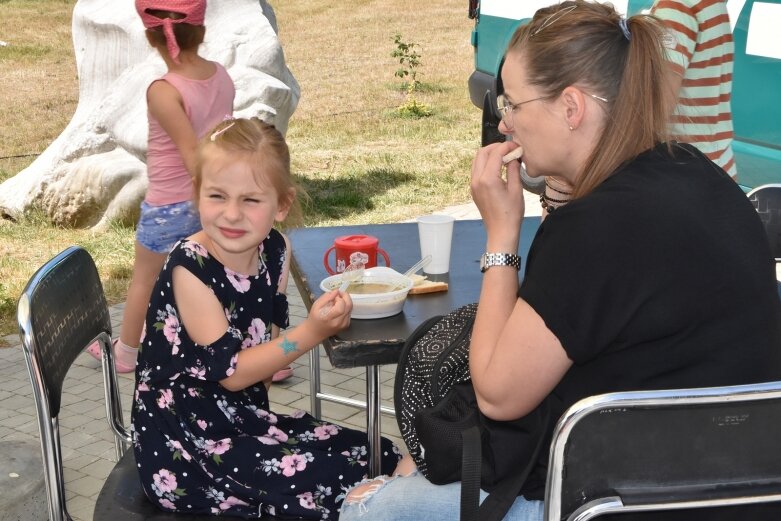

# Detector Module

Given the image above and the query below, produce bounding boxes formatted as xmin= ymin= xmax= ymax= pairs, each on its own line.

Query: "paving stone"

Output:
xmin=66 ymin=493 xmax=96 ymax=521
xmin=2 ymin=411 xmax=35 ymax=428
xmin=65 ymin=473 xmax=104 ymax=497
xmin=80 ymin=458 xmax=116 ymax=481
xmin=267 ymin=385 xmax=307 ymax=406
xmin=63 ymin=467 xmax=88 ymax=489
xmin=317 ymin=369 xmax=355 ymax=387
xmin=0 ymin=378 xmax=34 ymax=393
xmin=334 ymin=377 xmax=371 ymax=395
xmin=1 ymin=334 xmax=19 ymax=346
xmin=0 ymin=439 xmax=47 ymax=521
xmin=15 ymin=419 xmax=42 ymax=436
xmin=66 ymin=452 xmax=105 ymax=472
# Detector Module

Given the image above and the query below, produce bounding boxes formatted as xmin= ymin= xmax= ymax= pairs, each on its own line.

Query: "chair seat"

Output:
xmin=94 ymin=451 xmax=282 ymax=520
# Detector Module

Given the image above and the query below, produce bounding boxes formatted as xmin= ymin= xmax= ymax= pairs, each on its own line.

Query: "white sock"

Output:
xmin=114 ymin=339 xmax=139 ymax=367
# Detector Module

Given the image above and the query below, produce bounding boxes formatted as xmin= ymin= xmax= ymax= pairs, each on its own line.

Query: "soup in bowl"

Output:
xmin=320 ymin=267 xmax=413 ymax=319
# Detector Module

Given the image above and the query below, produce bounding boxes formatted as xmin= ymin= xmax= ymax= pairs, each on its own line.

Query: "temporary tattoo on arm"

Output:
xmin=280 ymin=335 xmax=298 ymax=355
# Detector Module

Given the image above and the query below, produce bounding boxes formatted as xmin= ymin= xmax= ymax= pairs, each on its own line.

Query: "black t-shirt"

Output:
xmin=518 ymin=143 xmax=781 ymax=499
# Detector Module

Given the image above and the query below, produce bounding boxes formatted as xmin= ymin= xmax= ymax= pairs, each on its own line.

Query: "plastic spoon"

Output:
xmin=402 ymin=255 xmax=432 ymax=278
xmin=321 ymin=253 xmax=367 ymax=317
xmin=391 ymin=255 xmax=432 ymax=290
xmin=338 ymin=261 xmax=365 ymax=292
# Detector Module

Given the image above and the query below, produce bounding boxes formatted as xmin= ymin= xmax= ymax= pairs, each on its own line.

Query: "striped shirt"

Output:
xmin=652 ymin=0 xmax=737 ymax=178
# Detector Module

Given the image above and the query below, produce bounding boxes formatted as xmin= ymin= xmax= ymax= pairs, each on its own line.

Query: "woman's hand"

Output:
xmin=470 ymin=142 xmax=525 ymax=252
xmin=307 ymin=290 xmax=353 ymax=339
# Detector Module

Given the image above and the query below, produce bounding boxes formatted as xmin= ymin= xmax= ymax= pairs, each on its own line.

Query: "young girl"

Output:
xmin=87 ymin=0 xmax=235 ymax=373
xmin=131 ymin=118 xmax=401 ymax=519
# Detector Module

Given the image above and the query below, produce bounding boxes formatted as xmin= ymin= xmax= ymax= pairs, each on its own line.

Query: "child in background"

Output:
xmin=131 ymin=118 xmax=401 ymax=519
xmin=651 ymin=0 xmax=738 ymax=180
xmin=87 ymin=0 xmax=235 ymax=372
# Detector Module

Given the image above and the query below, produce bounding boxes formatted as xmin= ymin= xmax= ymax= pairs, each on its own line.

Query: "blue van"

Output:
xmin=467 ymin=0 xmax=781 ymax=190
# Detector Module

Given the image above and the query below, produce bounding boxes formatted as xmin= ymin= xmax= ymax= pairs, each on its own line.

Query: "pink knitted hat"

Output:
xmin=135 ymin=0 xmax=206 ymax=63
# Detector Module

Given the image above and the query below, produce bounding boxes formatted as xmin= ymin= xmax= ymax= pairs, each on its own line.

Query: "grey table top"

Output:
xmin=288 ymin=218 xmax=541 ymax=367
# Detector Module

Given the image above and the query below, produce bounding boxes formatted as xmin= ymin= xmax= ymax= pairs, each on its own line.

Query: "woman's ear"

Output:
xmin=560 ymin=86 xmax=586 ymax=131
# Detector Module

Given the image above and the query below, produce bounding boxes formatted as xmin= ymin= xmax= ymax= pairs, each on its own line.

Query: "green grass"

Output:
xmin=0 ymin=44 xmax=53 ymax=61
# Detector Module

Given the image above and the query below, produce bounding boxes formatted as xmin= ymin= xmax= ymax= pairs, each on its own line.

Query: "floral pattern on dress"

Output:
xmin=131 ymin=230 xmax=401 ymax=519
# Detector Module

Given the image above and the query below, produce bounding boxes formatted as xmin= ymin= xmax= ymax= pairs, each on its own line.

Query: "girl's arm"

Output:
xmin=147 ymin=80 xmax=199 ymax=177
xmin=173 ymin=263 xmax=350 ymax=392
xmin=469 ymin=142 xmax=573 ymax=421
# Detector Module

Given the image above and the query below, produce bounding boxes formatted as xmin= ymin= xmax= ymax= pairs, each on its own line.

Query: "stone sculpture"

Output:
xmin=0 ymin=0 xmax=299 ymax=229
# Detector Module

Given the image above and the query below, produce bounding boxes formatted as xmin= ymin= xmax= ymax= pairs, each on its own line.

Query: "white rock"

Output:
xmin=0 ymin=0 xmax=299 ymax=229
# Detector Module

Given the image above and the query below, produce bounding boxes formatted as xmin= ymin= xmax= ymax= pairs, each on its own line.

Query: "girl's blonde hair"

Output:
xmin=196 ymin=117 xmax=303 ymax=227
xmin=509 ymin=0 xmax=674 ymax=198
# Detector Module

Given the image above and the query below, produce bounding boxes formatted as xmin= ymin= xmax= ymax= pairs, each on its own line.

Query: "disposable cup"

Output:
xmin=416 ymin=214 xmax=455 ymax=274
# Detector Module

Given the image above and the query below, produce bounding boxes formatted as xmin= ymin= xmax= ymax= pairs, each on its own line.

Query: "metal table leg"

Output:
xmin=309 ymin=347 xmax=390 ymax=477
xmin=309 ymin=345 xmax=322 ymax=419
xmin=366 ymin=364 xmax=382 ymax=477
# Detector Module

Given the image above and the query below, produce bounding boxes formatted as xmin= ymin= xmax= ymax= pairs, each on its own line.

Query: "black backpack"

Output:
xmin=394 ymin=303 xmax=550 ymax=521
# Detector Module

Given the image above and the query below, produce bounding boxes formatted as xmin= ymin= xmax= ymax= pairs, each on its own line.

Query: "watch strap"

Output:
xmin=480 ymin=252 xmax=521 ymax=272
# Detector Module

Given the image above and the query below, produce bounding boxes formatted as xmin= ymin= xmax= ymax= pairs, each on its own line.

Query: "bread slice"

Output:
xmin=407 ymin=274 xmax=448 ymax=295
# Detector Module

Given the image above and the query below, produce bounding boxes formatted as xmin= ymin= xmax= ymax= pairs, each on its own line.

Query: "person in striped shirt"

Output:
xmin=652 ymin=0 xmax=737 ymax=180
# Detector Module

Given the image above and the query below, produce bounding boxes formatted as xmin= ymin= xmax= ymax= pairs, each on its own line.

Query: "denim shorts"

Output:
xmin=136 ymin=200 xmax=201 ymax=254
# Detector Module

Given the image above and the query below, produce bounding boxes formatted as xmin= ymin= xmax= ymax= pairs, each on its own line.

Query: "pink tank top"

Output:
xmin=145 ymin=63 xmax=235 ymax=206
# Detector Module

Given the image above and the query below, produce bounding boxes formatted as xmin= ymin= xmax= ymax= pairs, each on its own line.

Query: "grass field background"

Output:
xmin=0 ymin=0 xmax=481 ymax=342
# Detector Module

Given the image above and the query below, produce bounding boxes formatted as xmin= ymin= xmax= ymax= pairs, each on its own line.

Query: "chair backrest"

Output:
xmin=17 ymin=246 xmax=120 ymax=521
xmin=747 ymin=184 xmax=781 ymax=261
xmin=544 ymin=381 xmax=781 ymax=521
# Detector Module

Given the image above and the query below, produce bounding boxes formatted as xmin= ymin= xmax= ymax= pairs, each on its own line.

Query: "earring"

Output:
xmin=569 ymin=126 xmax=574 ymax=131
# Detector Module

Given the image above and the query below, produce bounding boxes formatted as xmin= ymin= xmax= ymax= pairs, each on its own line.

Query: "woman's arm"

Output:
xmin=469 ymin=142 xmax=573 ymax=420
xmin=471 ymin=284 xmax=572 ymax=420
xmin=147 ymin=80 xmax=199 ymax=177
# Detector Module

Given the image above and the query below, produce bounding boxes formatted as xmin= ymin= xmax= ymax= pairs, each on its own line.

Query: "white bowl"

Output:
xmin=320 ymin=266 xmax=413 ymax=319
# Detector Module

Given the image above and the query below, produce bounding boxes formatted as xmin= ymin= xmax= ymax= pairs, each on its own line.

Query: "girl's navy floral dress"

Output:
xmin=131 ymin=230 xmax=400 ymax=520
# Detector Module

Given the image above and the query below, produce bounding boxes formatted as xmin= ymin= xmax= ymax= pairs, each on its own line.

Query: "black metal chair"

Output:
xmin=747 ymin=183 xmax=781 ymax=261
xmin=544 ymin=381 xmax=781 ymax=521
xmin=18 ymin=246 xmax=129 ymax=521
xmin=19 ymin=246 xmax=279 ymax=520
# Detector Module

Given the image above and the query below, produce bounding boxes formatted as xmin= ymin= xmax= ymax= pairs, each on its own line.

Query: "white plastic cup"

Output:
xmin=417 ymin=214 xmax=455 ymax=274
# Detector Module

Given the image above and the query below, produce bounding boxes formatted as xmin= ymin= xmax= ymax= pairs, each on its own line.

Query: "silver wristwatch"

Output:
xmin=480 ymin=252 xmax=521 ymax=273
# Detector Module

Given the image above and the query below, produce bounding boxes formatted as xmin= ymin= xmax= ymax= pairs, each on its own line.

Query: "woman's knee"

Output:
xmin=339 ymin=471 xmax=459 ymax=521
xmin=341 ymin=475 xmax=398 ymax=520
xmin=344 ymin=477 xmax=385 ymax=504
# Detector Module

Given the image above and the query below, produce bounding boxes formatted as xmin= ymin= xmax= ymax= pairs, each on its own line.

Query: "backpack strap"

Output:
xmin=460 ymin=400 xmax=551 ymax=521
xmin=460 ymin=424 xmax=482 ymax=521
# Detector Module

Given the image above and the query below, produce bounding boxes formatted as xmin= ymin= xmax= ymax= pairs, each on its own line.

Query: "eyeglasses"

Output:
xmin=496 ymin=92 xmax=609 ymax=131
xmin=496 ymin=93 xmax=548 ymax=130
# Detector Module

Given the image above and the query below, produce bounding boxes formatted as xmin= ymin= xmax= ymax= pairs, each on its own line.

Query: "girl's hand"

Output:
xmin=308 ymin=290 xmax=353 ymax=339
xmin=470 ymin=142 xmax=525 ymax=252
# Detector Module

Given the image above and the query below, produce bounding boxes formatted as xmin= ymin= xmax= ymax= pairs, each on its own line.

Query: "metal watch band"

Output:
xmin=480 ymin=252 xmax=521 ymax=273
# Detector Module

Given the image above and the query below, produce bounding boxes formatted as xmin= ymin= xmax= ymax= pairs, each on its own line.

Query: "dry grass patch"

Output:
xmin=0 ymin=0 xmax=78 ymax=167
xmin=0 ymin=0 xmax=482 ymax=342
xmin=0 ymin=213 xmax=135 ymax=344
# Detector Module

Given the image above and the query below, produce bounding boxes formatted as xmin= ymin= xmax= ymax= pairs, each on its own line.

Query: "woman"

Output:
xmin=339 ymin=1 xmax=781 ymax=520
